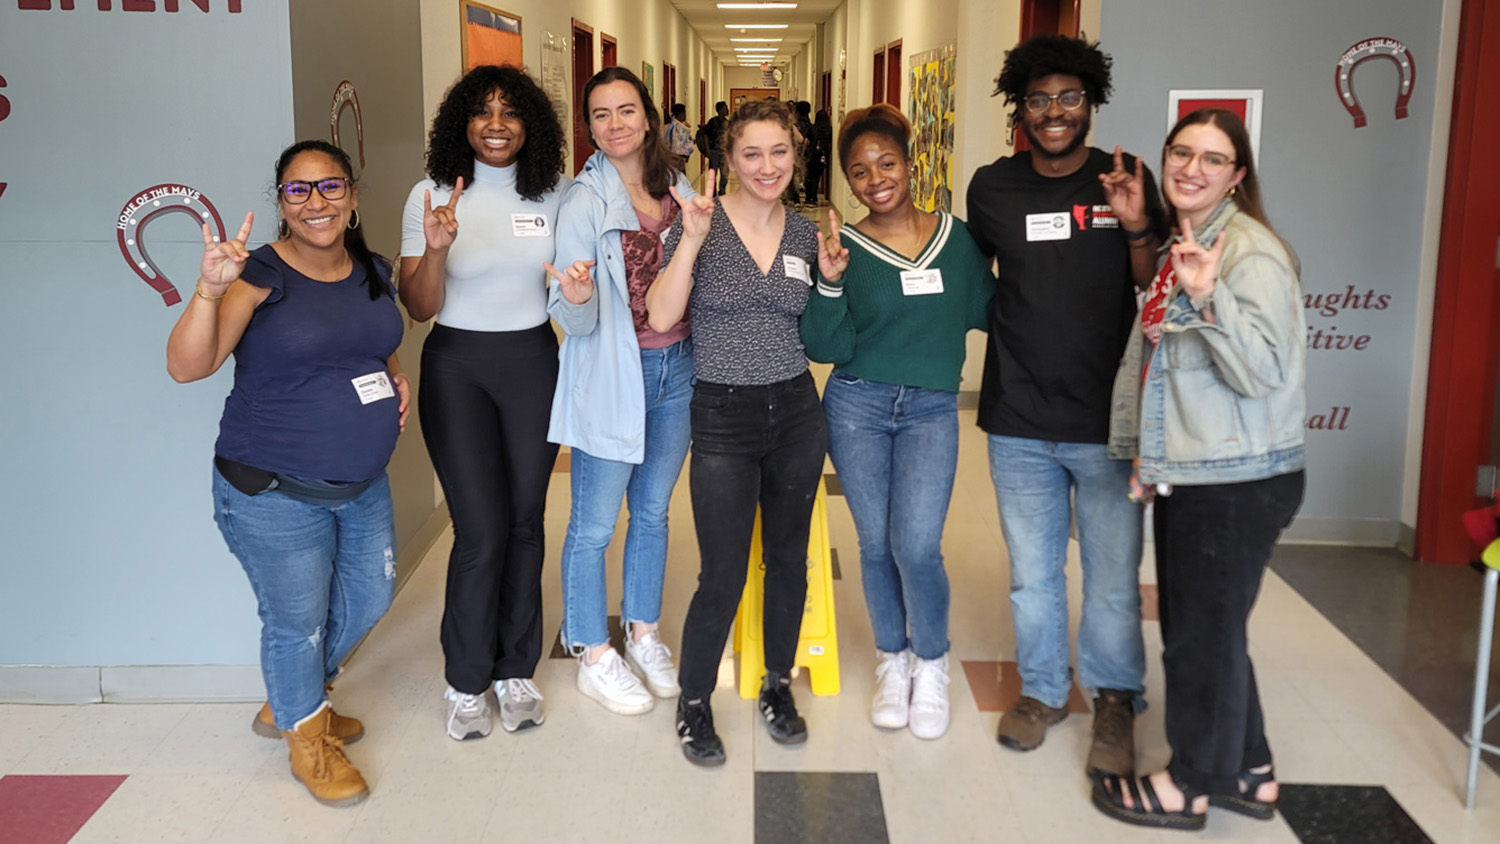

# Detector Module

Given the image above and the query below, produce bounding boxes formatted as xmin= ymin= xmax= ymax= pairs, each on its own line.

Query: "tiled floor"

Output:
xmin=5 ymin=404 xmax=1500 ymax=843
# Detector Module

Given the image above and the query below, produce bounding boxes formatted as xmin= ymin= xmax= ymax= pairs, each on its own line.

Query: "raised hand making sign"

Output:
xmin=117 ymin=183 xmax=227 ymax=306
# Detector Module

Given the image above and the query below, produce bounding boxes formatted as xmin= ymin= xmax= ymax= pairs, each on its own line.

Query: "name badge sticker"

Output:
xmin=900 ymin=268 xmax=944 ymax=296
xmin=512 ymin=213 xmax=551 ymax=237
xmin=783 ymin=254 xmax=812 ymax=285
xmin=352 ymin=371 xmax=396 ymax=405
xmin=1026 ymin=211 xmax=1072 ymax=242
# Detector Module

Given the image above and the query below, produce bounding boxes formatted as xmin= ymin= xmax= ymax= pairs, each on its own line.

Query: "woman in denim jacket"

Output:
xmin=547 ymin=67 xmax=696 ymax=717
xmin=1094 ymin=109 xmax=1305 ymax=831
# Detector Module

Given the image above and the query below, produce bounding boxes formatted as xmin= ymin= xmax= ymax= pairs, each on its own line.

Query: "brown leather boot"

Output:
xmin=283 ymin=705 xmax=368 ymax=807
xmin=1086 ymin=689 xmax=1136 ymax=777
xmin=255 ymin=700 xmax=364 ymax=743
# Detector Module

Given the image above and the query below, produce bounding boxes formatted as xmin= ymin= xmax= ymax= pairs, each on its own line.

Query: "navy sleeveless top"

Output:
xmin=214 ymin=245 xmax=404 ymax=482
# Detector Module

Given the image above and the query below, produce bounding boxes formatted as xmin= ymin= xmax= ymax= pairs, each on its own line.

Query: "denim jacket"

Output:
xmin=546 ymin=151 xmax=694 ymax=464
xmin=1107 ymin=201 xmax=1306 ymax=484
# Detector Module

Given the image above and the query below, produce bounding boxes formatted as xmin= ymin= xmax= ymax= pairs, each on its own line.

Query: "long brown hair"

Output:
xmin=582 ymin=66 xmax=675 ymax=199
xmin=724 ymin=98 xmax=806 ymax=188
xmin=1162 ymin=109 xmax=1286 ymax=242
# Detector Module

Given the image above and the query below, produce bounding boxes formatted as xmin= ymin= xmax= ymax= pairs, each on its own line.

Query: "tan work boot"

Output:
xmin=254 ymin=700 xmax=363 ymax=743
xmin=1086 ymin=689 xmax=1136 ymax=777
xmin=996 ymin=695 xmax=1068 ymax=751
xmin=283 ymin=704 xmax=369 ymax=807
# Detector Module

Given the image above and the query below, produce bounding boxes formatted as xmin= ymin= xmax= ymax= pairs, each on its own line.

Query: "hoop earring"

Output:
xmin=347 ymin=209 xmax=360 ymax=230
xmin=278 ymin=219 xmax=290 ymax=239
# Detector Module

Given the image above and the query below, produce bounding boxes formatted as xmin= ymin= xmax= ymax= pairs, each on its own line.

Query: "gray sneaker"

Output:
xmin=495 ymin=678 xmax=545 ymax=732
xmin=444 ymin=686 xmax=491 ymax=741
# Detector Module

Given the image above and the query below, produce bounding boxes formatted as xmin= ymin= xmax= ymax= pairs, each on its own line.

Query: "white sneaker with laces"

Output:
xmin=871 ymin=649 xmax=912 ymax=729
xmin=908 ymin=654 xmax=951 ymax=740
xmin=625 ymin=630 xmax=682 ymax=698
xmin=495 ymin=677 xmax=546 ymax=731
xmin=444 ymin=686 xmax=492 ymax=741
xmin=577 ymin=649 xmax=655 ymax=715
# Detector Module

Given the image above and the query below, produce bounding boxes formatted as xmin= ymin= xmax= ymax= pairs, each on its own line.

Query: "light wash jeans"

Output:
xmin=987 ymin=434 xmax=1145 ymax=710
xmin=824 ymin=371 xmax=956 ymax=660
xmin=559 ymin=338 xmax=693 ymax=650
xmin=212 ymin=468 xmax=396 ymax=729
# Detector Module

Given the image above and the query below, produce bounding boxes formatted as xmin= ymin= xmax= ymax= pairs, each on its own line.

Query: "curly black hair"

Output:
xmin=425 ymin=65 xmax=565 ymax=201
xmin=993 ymin=34 xmax=1113 ymax=117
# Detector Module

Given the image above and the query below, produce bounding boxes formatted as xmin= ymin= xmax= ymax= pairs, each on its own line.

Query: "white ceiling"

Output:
xmin=666 ymin=0 xmax=843 ymax=66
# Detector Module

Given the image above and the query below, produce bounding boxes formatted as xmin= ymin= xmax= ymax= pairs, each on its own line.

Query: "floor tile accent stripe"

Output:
xmin=0 ymin=775 xmax=128 ymax=844
xmin=1278 ymin=784 xmax=1434 ymax=844
xmin=754 ymin=771 xmax=889 ymax=844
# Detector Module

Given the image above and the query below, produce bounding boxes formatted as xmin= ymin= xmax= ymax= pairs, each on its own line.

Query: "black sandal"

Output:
xmin=1209 ymin=765 xmax=1276 ymax=820
xmin=1091 ymin=772 xmax=1207 ymax=831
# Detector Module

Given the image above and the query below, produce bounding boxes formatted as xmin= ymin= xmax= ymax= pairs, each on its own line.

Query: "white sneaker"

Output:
xmin=871 ymin=649 xmax=912 ymax=729
xmin=495 ymin=678 xmax=546 ymax=732
xmin=576 ymin=648 xmax=655 ymax=715
xmin=444 ymin=686 xmax=492 ymax=741
xmin=625 ymin=630 xmax=682 ymax=698
xmin=908 ymin=654 xmax=951 ymax=740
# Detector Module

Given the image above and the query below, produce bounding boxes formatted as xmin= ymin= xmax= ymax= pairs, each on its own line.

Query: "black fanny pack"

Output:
xmin=214 ymin=455 xmax=372 ymax=506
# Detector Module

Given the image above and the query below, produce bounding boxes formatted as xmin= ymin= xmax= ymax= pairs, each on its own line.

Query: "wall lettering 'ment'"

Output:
xmin=16 ymin=1 xmax=242 ymax=11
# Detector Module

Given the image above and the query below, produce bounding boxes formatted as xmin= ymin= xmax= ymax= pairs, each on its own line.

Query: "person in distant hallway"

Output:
xmin=1094 ymin=108 xmax=1305 ymax=832
xmin=801 ymin=104 xmax=994 ymax=741
xmin=167 ymin=139 xmax=408 ymax=807
xmin=399 ymin=64 xmax=567 ymax=742
xmin=701 ymin=100 xmax=730 ymax=195
xmin=665 ymin=102 xmax=697 ymax=173
xmin=803 ymin=107 xmax=833 ymax=208
xmin=966 ymin=34 xmax=1165 ymax=778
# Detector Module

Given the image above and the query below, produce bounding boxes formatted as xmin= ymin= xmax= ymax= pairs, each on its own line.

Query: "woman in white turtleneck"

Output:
xmin=399 ymin=65 xmax=568 ymax=741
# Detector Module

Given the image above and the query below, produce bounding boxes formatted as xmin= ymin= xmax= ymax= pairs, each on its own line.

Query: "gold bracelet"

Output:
xmin=195 ymin=281 xmax=225 ymax=302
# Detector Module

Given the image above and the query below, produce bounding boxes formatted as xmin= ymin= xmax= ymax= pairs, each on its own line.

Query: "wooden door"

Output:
xmin=872 ymin=48 xmax=885 ymax=104
xmin=600 ymin=33 xmax=617 ymax=68
xmin=571 ymin=20 xmax=595 ymax=175
xmin=885 ymin=40 xmax=902 ymax=108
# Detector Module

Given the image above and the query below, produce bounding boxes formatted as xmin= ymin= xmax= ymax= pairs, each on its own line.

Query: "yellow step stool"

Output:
xmin=731 ymin=478 xmax=841 ymax=698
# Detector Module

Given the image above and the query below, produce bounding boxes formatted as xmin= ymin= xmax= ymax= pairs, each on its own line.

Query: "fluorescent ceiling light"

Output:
xmin=735 ymin=47 xmax=777 ymax=51
xmin=725 ymin=24 xmax=788 ymax=29
xmin=717 ymin=3 xmax=798 ymax=8
xmin=730 ymin=38 xmax=782 ymax=42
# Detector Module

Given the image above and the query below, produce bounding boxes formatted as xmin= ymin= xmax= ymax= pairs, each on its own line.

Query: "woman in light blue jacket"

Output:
xmin=546 ymin=67 xmax=695 ymax=717
xmin=1095 ymin=109 xmax=1304 ymax=832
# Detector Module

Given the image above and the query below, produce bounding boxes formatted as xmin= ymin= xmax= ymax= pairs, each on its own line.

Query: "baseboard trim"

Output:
xmin=1280 ymin=516 xmax=1402 ymax=547
xmin=1396 ymin=521 xmax=1417 ymax=557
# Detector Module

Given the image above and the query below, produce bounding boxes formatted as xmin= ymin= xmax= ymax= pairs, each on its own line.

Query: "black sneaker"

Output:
xmin=676 ymin=697 xmax=726 ymax=767
xmin=758 ymin=673 xmax=808 ymax=745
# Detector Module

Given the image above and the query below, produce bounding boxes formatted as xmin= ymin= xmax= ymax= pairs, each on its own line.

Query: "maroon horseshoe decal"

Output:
xmin=116 ymin=184 xmax=226 ymax=307
xmin=1335 ymin=37 xmax=1415 ymax=128
xmin=330 ymin=80 xmax=365 ymax=168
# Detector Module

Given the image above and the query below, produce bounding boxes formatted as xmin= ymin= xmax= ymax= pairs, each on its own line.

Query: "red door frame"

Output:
xmin=600 ymin=33 xmax=617 ymax=68
xmin=1416 ymin=0 xmax=1500 ymax=563
xmin=872 ymin=48 xmax=885 ymax=104
xmin=884 ymin=39 xmax=902 ymax=108
xmin=571 ymin=19 xmax=595 ymax=176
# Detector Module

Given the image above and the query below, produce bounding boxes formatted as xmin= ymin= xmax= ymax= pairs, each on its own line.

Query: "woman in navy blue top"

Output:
xmin=166 ymin=140 xmax=407 ymax=809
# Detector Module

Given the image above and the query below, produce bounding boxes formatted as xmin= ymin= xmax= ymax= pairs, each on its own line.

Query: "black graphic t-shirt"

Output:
xmin=965 ymin=147 xmax=1164 ymax=444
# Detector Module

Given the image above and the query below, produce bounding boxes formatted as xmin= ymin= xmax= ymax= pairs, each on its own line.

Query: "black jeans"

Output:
xmin=1153 ymin=470 xmax=1305 ymax=794
xmin=803 ymin=158 xmax=825 ymax=205
xmin=420 ymin=323 xmax=559 ymax=694
xmin=709 ymin=153 xmax=728 ymax=195
xmin=678 ymin=371 xmax=829 ymax=701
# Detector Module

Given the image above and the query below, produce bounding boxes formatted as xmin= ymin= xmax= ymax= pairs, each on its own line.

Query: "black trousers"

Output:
xmin=803 ymin=159 xmax=825 ymax=205
xmin=1154 ymin=470 xmax=1304 ymax=794
xmin=678 ymin=372 xmax=828 ymax=701
xmin=420 ymin=323 xmax=559 ymax=694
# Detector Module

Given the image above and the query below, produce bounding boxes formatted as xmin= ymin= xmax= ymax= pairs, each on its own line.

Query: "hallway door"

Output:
xmin=571 ymin=20 xmax=595 ymax=175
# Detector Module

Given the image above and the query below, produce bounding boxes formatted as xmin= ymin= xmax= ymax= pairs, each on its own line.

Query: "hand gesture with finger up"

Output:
xmin=198 ymin=211 xmax=255 ymax=298
xmin=670 ymin=169 xmax=717 ymax=242
xmin=423 ymin=176 xmax=464 ymax=252
xmin=1170 ymin=217 xmax=1226 ymax=304
xmin=1098 ymin=145 xmax=1148 ymax=232
xmin=545 ymin=259 xmax=598 ymax=305
xmin=816 ymin=209 xmax=850 ymax=282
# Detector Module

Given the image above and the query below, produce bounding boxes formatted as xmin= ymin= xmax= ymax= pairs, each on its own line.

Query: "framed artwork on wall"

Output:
xmin=461 ymin=2 xmax=523 ymax=71
xmin=1167 ymin=89 xmax=1264 ymax=163
xmin=642 ymin=62 xmax=655 ymax=102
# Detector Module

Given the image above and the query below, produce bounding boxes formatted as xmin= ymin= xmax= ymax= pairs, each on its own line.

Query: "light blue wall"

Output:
xmin=0 ymin=4 xmax=295 ymax=666
xmin=1096 ymin=1 xmax=1440 ymax=531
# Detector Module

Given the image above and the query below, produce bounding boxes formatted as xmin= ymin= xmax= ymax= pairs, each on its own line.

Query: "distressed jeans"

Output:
xmin=213 ymin=467 xmax=396 ymax=729
xmin=987 ymin=435 xmax=1145 ymax=710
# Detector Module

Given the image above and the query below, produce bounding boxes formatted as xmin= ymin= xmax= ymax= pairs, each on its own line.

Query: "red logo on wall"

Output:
xmin=116 ymin=184 xmax=226 ymax=307
xmin=1336 ymin=37 xmax=1415 ymax=128
xmin=330 ymin=80 xmax=365 ymax=168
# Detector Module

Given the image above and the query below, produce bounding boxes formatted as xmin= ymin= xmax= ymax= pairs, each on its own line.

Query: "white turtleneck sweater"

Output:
xmin=401 ymin=159 xmax=566 ymax=332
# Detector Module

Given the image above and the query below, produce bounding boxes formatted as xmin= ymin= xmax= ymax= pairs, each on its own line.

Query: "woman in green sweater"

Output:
xmin=802 ymin=104 xmax=994 ymax=740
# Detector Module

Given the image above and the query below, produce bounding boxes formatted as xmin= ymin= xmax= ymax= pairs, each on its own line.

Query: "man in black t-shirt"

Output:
xmin=702 ymin=101 xmax=729 ymax=195
xmin=965 ymin=35 xmax=1164 ymax=780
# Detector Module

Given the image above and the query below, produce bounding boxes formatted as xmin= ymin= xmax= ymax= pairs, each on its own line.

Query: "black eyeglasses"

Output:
xmin=1023 ymin=90 xmax=1086 ymax=114
xmin=278 ymin=177 xmax=350 ymax=204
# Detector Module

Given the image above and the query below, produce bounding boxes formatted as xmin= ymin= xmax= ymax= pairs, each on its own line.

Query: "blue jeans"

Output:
xmin=559 ymin=338 xmax=693 ymax=650
xmin=213 ymin=468 xmax=396 ymax=729
xmin=987 ymin=435 xmax=1145 ymax=710
xmin=824 ymin=372 xmax=956 ymax=660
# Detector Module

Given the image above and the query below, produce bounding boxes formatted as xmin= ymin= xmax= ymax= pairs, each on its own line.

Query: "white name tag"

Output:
xmin=1026 ymin=211 xmax=1072 ymax=242
xmin=352 ymin=371 xmax=395 ymax=405
xmin=512 ymin=213 xmax=551 ymax=237
xmin=900 ymin=268 xmax=944 ymax=296
xmin=782 ymin=254 xmax=812 ymax=285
